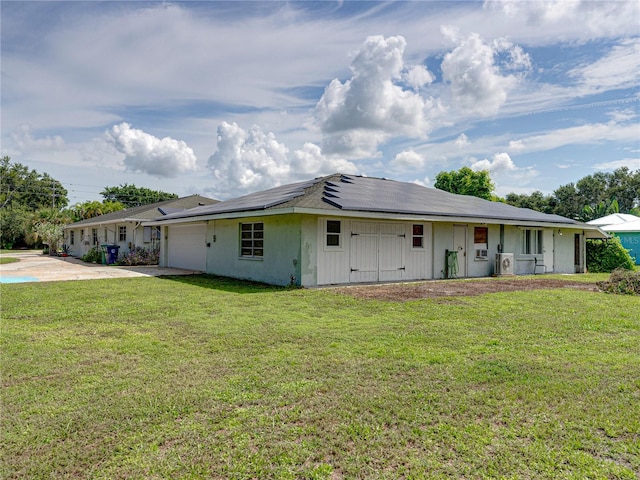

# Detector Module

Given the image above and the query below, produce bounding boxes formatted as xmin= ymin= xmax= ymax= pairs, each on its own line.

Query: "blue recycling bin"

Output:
xmin=106 ymin=245 xmax=120 ymax=265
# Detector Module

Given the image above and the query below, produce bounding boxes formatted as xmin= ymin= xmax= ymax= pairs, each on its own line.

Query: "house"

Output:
xmin=63 ymin=195 xmax=218 ymax=260
xmin=588 ymin=214 xmax=640 ymax=265
xmin=151 ymin=174 xmax=606 ymax=286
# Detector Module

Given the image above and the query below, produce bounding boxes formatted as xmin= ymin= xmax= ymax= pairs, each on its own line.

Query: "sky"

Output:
xmin=1 ymin=0 xmax=639 ymax=205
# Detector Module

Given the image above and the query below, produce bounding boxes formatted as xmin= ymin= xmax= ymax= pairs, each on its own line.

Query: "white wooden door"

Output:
xmin=379 ymin=223 xmax=405 ymax=282
xmin=453 ymin=225 xmax=467 ymax=277
xmin=349 ymin=222 xmax=406 ymax=283
xmin=349 ymin=222 xmax=378 ymax=282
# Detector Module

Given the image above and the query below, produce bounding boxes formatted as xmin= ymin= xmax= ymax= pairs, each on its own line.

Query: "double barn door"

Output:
xmin=349 ymin=222 xmax=405 ymax=283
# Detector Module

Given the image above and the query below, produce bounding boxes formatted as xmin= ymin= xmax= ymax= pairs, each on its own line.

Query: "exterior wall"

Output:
xmin=614 ymin=232 xmax=640 ymax=265
xmin=205 ymin=215 xmax=303 ymax=287
xmin=432 ymin=223 xmax=500 ymax=278
xmin=315 ymin=217 xmax=433 ymax=285
xmin=158 ymin=214 xmax=591 ymax=287
xmin=64 ymin=221 xmax=158 ymax=260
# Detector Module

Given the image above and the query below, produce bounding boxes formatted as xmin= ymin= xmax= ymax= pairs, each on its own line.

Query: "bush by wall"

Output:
xmin=117 ymin=247 xmax=159 ymax=266
xmin=597 ymin=269 xmax=640 ymax=295
xmin=82 ymin=246 xmax=102 ymax=263
xmin=586 ymin=237 xmax=635 ymax=273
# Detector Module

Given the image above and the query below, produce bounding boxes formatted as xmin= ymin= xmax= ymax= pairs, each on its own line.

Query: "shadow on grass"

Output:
xmin=156 ymin=273 xmax=293 ymax=294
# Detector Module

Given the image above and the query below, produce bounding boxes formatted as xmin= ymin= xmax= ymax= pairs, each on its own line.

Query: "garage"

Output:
xmin=167 ymin=224 xmax=207 ymax=271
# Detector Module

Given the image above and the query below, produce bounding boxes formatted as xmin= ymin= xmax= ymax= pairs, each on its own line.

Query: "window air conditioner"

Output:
xmin=495 ymin=253 xmax=514 ymax=276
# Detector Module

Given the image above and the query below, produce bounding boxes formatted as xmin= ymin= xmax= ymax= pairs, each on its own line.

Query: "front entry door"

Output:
xmin=453 ymin=225 xmax=467 ymax=277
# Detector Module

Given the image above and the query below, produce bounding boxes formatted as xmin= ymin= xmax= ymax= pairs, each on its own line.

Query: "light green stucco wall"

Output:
xmin=206 ymin=214 xmax=304 ymax=286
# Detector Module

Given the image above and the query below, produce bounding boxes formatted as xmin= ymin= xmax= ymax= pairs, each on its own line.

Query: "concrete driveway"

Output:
xmin=0 ymin=251 xmax=200 ymax=283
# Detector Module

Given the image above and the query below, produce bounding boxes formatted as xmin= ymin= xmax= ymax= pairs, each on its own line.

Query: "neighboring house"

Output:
xmin=63 ymin=195 xmax=218 ymax=259
xmin=588 ymin=214 xmax=640 ymax=265
xmin=151 ymin=174 xmax=606 ymax=286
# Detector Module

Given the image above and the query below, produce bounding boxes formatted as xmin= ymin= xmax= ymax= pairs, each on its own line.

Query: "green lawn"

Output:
xmin=1 ymin=275 xmax=639 ymax=479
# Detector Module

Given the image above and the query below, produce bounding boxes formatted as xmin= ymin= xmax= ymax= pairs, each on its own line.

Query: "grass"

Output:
xmin=1 ymin=275 xmax=639 ymax=479
xmin=0 ymin=257 xmax=19 ymax=265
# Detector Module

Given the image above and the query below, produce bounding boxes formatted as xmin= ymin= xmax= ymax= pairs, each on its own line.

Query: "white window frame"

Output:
xmin=240 ymin=222 xmax=264 ymax=258
xmin=411 ymin=224 xmax=425 ymax=250
xmin=324 ymin=219 xmax=343 ymax=251
xmin=521 ymin=229 xmax=543 ymax=255
xmin=119 ymin=226 xmax=127 ymax=242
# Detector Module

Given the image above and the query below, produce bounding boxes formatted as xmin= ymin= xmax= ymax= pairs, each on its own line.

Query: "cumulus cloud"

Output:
xmin=106 ymin=123 xmax=197 ymax=177
xmin=12 ymin=124 xmax=65 ymax=151
xmin=391 ymin=149 xmax=425 ymax=169
xmin=441 ymin=29 xmax=531 ymax=115
xmin=470 ymin=152 xmax=518 ymax=173
xmin=313 ymin=35 xmax=436 ymax=158
xmin=207 ymin=122 xmax=358 ymax=195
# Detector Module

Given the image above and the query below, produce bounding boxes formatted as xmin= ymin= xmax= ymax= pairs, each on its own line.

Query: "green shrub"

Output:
xmin=597 ymin=268 xmax=640 ymax=295
xmin=82 ymin=246 xmax=102 ymax=263
xmin=117 ymin=247 xmax=159 ymax=266
xmin=586 ymin=237 xmax=635 ymax=273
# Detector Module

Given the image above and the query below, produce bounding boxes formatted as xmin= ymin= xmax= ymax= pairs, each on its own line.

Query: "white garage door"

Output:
xmin=167 ymin=224 xmax=207 ymax=271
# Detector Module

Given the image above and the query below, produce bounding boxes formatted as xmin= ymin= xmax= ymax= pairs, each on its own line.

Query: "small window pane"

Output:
xmin=327 ymin=234 xmax=340 ymax=246
xmin=413 ymin=224 xmax=423 ymax=236
xmin=327 ymin=220 xmax=341 ymax=234
xmin=413 ymin=237 xmax=423 ymax=248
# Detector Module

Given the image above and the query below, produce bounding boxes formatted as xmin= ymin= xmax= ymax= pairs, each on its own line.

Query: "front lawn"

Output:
xmin=1 ymin=275 xmax=639 ymax=479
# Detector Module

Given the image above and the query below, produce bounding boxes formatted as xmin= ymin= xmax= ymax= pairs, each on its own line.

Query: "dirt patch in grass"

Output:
xmin=332 ymin=276 xmax=600 ymax=302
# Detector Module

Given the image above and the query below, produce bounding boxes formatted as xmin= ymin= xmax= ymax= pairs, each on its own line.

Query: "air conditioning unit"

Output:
xmin=495 ymin=253 xmax=514 ymax=276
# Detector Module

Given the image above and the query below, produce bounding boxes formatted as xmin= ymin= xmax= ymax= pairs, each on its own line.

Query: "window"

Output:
xmin=240 ymin=222 xmax=263 ymax=257
xmin=80 ymin=229 xmax=84 ymax=241
xmin=70 ymin=231 xmax=75 ymax=245
xmin=92 ymin=228 xmax=98 ymax=245
xmin=474 ymin=226 xmax=488 ymax=259
xmin=326 ymin=220 xmax=341 ymax=247
xmin=521 ymin=229 xmax=543 ymax=254
xmin=119 ymin=226 xmax=127 ymax=242
xmin=412 ymin=224 xmax=424 ymax=248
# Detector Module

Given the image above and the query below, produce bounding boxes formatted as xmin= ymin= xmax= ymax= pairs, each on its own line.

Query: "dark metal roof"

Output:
xmin=158 ymin=174 xmax=581 ymax=225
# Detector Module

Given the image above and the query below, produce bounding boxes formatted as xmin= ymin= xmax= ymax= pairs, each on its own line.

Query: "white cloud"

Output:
xmin=484 ymin=0 xmax=640 ymax=38
xmin=455 ymin=133 xmax=469 ymax=148
xmin=570 ymin=38 xmax=640 ymax=92
xmin=593 ymin=158 xmax=640 ymax=171
xmin=12 ymin=124 xmax=65 ymax=151
xmin=410 ymin=177 xmax=431 ymax=188
xmin=507 ymin=122 xmax=640 ymax=153
xmin=470 ymin=152 xmax=517 ymax=173
xmin=290 ymin=143 xmax=358 ymax=178
xmin=403 ymin=65 xmax=434 ymax=90
xmin=106 ymin=123 xmax=197 ymax=177
xmin=441 ymin=29 xmax=531 ymax=116
xmin=313 ymin=35 xmax=435 ymax=158
xmin=207 ymin=122 xmax=358 ymax=196
xmin=391 ymin=149 xmax=425 ymax=169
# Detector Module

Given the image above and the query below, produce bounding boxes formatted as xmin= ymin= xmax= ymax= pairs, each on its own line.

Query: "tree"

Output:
xmin=66 ymin=200 xmax=124 ymax=222
xmin=100 ymin=184 xmax=178 ymax=207
xmin=504 ymin=191 xmax=555 ymax=214
xmin=581 ymin=198 xmax=619 ymax=222
xmin=0 ymin=156 xmax=68 ymax=210
xmin=434 ymin=167 xmax=495 ymax=200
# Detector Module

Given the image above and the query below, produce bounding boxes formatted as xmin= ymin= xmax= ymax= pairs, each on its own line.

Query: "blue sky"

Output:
xmin=2 ymin=1 xmax=639 ymax=204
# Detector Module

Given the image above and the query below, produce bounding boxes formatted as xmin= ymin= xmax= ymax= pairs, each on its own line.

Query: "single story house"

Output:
xmin=588 ymin=214 xmax=640 ymax=265
xmin=63 ymin=195 xmax=218 ymax=260
xmin=151 ymin=174 xmax=606 ymax=287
